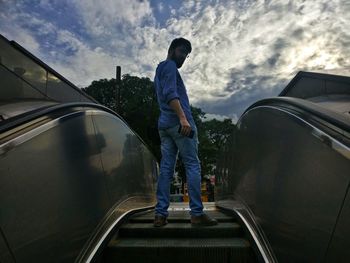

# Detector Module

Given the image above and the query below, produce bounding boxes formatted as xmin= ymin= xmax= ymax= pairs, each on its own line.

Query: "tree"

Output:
xmin=83 ymin=75 xmax=161 ymax=160
xmin=83 ymin=75 xmax=236 ymax=179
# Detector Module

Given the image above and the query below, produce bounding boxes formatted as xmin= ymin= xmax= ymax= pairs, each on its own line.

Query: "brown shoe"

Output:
xmin=153 ymin=215 xmax=168 ymax=227
xmin=191 ymin=214 xmax=218 ymax=226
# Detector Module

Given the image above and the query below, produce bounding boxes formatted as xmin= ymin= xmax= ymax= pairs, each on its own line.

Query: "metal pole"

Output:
xmin=116 ymin=66 xmax=121 ymax=113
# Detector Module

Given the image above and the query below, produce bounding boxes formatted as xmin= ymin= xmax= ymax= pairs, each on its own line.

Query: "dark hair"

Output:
xmin=168 ymin=38 xmax=192 ymax=54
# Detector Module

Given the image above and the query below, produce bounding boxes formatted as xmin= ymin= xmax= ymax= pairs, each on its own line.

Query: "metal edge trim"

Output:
xmin=85 ymin=205 xmax=154 ymax=263
xmin=1 ymin=104 xmax=159 ymax=162
xmin=0 ymin=111 xmax=85 ymax=154
xmin=244 ymin=105 xmax=350 ymax=160
xmin=234 ymin=209 xmax=270 ymax=263
xmin=0 ymin=109 xmax=123 ymax=154
xmin=216 ymin=203 xmax=274 ymax=263
xmin=241 ymin=97 xmax=350 ymax=133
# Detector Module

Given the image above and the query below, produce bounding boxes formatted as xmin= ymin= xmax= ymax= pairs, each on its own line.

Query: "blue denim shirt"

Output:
xmin=154 ymin=59 xmax=194 ymax=129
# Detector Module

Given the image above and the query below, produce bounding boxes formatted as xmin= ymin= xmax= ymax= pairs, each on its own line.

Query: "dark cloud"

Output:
xmin=267 ymin=54 xmax=280 ymax=67
xmin=2 ymin=0 xmax=349 ymax=122
xmin=197 ymin=79 xmax=285 ymax=122
xmin=196 ymin=61 xmax=288 ymax=122
xmin=291 ymin=28 xmax=304 ymax=40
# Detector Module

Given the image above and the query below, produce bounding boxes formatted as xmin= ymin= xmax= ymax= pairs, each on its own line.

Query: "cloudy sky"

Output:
xmin=1 ymin=0 xmax=349 ymax=121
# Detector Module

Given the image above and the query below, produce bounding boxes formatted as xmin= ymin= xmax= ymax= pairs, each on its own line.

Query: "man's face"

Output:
xmin=170 ymin=45 xmax=190 ymax=68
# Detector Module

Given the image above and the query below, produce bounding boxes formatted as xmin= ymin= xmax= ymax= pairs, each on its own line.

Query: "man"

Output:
xmin=153 ymin=37 xmax=218 ymax=227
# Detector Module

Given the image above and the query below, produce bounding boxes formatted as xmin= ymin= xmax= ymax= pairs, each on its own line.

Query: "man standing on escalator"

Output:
xmin=153 ymin=37 xmax=218 ymax=227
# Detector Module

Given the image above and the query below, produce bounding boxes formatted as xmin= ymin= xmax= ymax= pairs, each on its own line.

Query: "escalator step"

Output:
xmin=119 ymin=222 xmax=242 ymax=238
xmin=104 ymin=238 xmax=253 ymax=263
xmin=129 ymin=210 xmax=235 ymax=223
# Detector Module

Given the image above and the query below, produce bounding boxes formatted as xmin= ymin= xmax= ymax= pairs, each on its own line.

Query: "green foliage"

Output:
xmin=83 ymin=75 xmax=160 ymax=160
xmin=83 ymin=75 xmax=236 ymax=178
xmin=190 ymin=107 xmax=235 ymax=178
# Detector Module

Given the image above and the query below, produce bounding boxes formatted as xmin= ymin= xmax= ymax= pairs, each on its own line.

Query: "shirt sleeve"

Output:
xmin=161 ymin=61 xmax=179 ymax=104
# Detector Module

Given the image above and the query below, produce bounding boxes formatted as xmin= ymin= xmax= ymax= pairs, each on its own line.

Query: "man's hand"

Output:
xmin=179 ymin=117 xmax=192 ymax=137
xmin=169 ymin=99 xmax=192 ymax=136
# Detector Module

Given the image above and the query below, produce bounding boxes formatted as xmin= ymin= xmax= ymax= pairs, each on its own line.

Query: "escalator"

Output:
xmin=1 ymin=33 xmax=350 ymax=262
xmin=0 ymin=103 xmax=159 ymax=263
xmin=0 ymin=34 xmax=264 ymax=262
xmin=0 ymin=103 xmax=264 ymax=263
xmin=1 ymin=90 xmax=348 ymax=263
xmin=102 ymin=205 xmax=257 ymax=263
xmin=216 ymin=93 xmax=350 ymax=262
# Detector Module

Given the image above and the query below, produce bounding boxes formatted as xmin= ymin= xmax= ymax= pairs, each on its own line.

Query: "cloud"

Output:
xmin=0 ymin=5 xmax=41 ymax=55
xmin=204 ymin=113 xmax=234 ymax=122
xmin=4 ymin=26 xmax=41 ymax=54
xmin=166 ymin=0 xmax=350 ymax=119
xmin=0 ymin=0 xmax=349 ymax=122
xmin=196 ymin=62 xmax=289 ymax=120
xmin=158 ymin=2 xmax=164 ymax=12
xmin=72 ymin=0 xmax=154 ymax=36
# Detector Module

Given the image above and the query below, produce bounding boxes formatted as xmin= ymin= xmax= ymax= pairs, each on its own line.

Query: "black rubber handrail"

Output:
xmin=244 ymin=97 xmax=350 ymax=134
xmin=0 ymin=102 xmax=158 ymax=161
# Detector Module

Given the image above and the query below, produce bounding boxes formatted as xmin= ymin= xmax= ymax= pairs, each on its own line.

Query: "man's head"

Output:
xmin=167 ymin=37 xmax=192 ymax=68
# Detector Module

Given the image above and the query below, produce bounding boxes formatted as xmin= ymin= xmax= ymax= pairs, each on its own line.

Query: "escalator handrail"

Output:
xmin=244 ymin=97 xmax=350 ymax=134
xmin=0 ymin=102 xmax=158 ymax=160
xmin=0 ymin=102 xmax=112 ymax=133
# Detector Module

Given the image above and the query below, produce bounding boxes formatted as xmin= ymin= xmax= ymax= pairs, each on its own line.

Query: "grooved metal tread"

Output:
xmin=108 ymin=237 xmax=251 ymax=248
xmin=129 ymin=210 xmax=235 ymax=223
xmin=121 ymin=222 xmax=240 ymax=230
xmin=103 ymin=208 xmax=257 ymax=263
xmin=119 ymin=222 xmax=242 ymax=238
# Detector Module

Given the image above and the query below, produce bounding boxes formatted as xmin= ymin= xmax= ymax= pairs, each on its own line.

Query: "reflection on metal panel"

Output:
xmin=47 ymin=72 xmax=81 ymax=102
xmin=216 ymin=105 xmax=350 ymax=262
xmin=0 ymin=34 xmax=95 ymax=116
xmin=0 ymin=65 xmax=47 ymax=101
xmin=0 ymin=37 xmax=47 ymax=95
xmin=0 ymin=113 xmax=110 ymax=262
xmin=92 ymin=113 xmax=156 ymax=203
xmin=0 ymin=107 xmax=157 ymax=262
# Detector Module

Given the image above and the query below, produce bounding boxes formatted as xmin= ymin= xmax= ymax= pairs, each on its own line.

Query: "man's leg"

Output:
xmin=155 ymin=129 xmax=178 ymax=218
xmin=168 ymin=125 xmax=204 ymax=216
xmin=169 ymin=125 xmax=217 ymax=226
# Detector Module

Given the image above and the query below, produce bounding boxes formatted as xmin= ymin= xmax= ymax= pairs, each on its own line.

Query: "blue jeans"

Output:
xmin=155 ymin=124 xmax=204 ymax=217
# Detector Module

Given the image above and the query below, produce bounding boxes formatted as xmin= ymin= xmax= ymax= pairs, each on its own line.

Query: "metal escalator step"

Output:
xmin=119 ymin=222 xmax=242 ymax=238
xmin=129 ymin=210 xmax=235 ymax=223
xmin=109 ymin=237 xmax=250 ymax=248
xmin=104 ymin=238 xmax=253 ymax=263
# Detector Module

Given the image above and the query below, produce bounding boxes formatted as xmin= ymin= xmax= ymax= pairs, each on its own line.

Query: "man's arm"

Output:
xmin=161 ymin=61 xmax=192 ymax=136
xmin=169 ymin=99 xmax=192 ymax=136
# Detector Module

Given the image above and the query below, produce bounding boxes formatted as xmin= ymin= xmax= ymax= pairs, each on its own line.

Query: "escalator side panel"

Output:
xmin=92 ymin=113 xmax=157 ymax=204
xmin=325 ymin=187 xmax=350 ymax=262
xmin=216 ymin=106 xmax=350 ymax=262
xmin=0 ymin=227 xmax=15 ymax=263
xmin=0 ymin=113 xmax=111 ymax=262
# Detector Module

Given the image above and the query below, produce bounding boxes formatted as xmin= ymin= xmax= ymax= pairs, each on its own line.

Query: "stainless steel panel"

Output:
xmin=216 ymin=106 xmax=350 ymax=262
xmin=92 ymin=113 xmax=157 ymax=203
xmin=0 ymin=113 xmax=110 ymax=262
xmin=325 ymin=189 xmax=350 ymax=262
xmin=0 ymin=107 xmax=157 ymax=262
xmin=0 ymin=228 xmax=15 ymax=263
